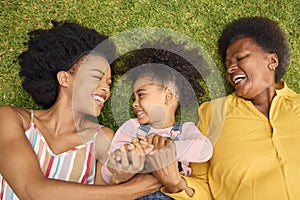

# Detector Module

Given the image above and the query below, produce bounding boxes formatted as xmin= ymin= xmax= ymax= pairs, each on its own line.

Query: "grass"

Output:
xmin=0 ymin=0 xmax=299 ymax=130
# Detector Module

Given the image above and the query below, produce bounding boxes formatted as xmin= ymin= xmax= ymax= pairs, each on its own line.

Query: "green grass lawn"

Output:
xmin=0 ymin=0 xmax=299 ymax=129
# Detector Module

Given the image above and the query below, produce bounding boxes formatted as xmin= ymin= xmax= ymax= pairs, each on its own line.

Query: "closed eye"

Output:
xmin=91 ymin=69 xmax=104 ymax=80
xmin=92 ymin=76 xmax=101 ymax=80
xmin=237 ymin=54 xmax=248 ymax=62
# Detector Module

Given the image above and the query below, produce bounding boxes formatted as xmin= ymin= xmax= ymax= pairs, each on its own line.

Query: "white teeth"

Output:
xmin=233 ymin=74 xmax=246 ymax=84
xmin=93 ymin=95 xmax=105 ymax=103
xmin=136 ymin=110 xmax=144 ymax=116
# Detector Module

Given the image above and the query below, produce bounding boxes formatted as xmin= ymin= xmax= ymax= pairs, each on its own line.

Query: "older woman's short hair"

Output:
xmin=218 ymin=16 xmax=290 ymax=82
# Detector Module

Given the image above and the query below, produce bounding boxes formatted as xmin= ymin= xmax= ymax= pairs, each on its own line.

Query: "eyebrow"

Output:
xmin=136 ymin=88 xmax=145 ymax=92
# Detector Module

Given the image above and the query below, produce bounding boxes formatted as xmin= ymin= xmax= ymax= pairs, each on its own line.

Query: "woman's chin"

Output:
xmin=94 ymin=109 xmax=101 ymax=118
xmin=235 ymin=89 xmax=248 ymax=99
xmin=234 ymin=83 xmax=252 ymax=99
xmin=93 ymin=104 xmax=104 ymax=117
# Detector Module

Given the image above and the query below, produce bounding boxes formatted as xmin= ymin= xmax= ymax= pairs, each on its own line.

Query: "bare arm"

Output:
xmin=94 ymin=126 xmax=114 ymax=185
xmin=0 ymin=106 xmax=160 ymax=200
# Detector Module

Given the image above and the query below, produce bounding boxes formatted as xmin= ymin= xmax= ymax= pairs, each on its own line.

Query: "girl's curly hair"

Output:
xmin=18 ymin=21 xmax=115 ymax=108
xmin=218 ymin=16 xmax=290 ymax=82
xmin=113 ymin=37 xmax=210 ymax=108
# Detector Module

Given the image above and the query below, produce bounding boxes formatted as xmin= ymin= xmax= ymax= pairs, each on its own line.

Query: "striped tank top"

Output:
xmin=0 ymin=110 xmax=97 ymax=200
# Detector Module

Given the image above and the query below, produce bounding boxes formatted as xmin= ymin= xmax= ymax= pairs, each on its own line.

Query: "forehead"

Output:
xmin=133 ymin=76 xmax=156 ymax=92
xmin=226 ymin=37 xmax=255 ymax=54
xmin=78 ymin=54 xmax=110 ymax=75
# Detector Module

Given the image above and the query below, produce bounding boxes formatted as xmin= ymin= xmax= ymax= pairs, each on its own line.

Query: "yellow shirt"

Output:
xmin=163 ymin=82 xmax=300 ymax=200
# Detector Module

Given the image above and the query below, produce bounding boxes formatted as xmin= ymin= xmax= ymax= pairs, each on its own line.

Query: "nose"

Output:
xmin=132 ymin=98 xmax=138 ymax=108
xmin=227 ymin=63 xmax=238 ymax=74
xmin=99 ymin=81 xmax=110 ymax=92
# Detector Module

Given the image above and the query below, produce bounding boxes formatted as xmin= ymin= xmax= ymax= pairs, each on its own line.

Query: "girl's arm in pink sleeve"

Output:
xmin=100 ymin=119 xmax=139 ymax=184
xmin=175 ymin=122 xmax=213 ymax=163
xmin=109 ymin=119 xmax=139 ymax=152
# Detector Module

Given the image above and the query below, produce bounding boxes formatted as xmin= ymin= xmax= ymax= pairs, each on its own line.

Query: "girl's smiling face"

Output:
xmin=225 ymin=37 xmax=278 ymax=100
xmin=72 ymin=54 xmax=111 ymax=117
xmin=132 ymin=76 xmax=168 ymax=128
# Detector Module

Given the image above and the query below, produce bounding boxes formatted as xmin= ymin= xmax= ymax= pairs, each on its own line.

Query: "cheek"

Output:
xmin=249 ymin=64 xmax=268 ymax=82
xmin=139 ymin=98 xmax=153 ymax=111
xmin=149 ymin=104 xmax=166 ymax=122
xmin=139 ymin=98 xmax=146 ymax=108
xmin=79 ymin=78 xmax=98 ymax=92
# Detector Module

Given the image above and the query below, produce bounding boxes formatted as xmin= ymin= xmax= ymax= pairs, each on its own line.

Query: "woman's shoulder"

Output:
xmin=0 ymin=105 xmax=21 ymax=112
xmin=276 ymin=81 xmax=299 ymax=96
xmin=275 ymin=81 xmax=300 ymax=103
xmin=199 ymin=96 xmax=227 ymax=113
xmin=99 ymin=126 xmax=115 ymax=142
xmin=0 ymin=106 xmax=33 ymax=142
xmin=0 ymin=105 xmax=31 ymax=126
xmin=280 ymin=92 xmax=300 ymax=107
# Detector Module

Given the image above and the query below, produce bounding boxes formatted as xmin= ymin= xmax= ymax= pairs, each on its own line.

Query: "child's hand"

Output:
xmin=136 ymin=136 xmax=154 ymax=155
xmin=107 ymin=141 xmax=145 ymax=184
xmin=146 ymin=133 xmax=173 ymax=151
xmin=141 ymin=134 xmax=176 ymax=173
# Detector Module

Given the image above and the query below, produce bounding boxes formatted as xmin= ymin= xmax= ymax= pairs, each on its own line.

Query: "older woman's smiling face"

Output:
xmin=225 ymin=37 xmax=278 ymax=100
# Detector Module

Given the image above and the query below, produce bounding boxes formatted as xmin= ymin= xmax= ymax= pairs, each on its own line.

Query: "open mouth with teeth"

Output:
xmin=92 ymin=94 xmax=105 ymax=106
xmin=135 ymin=110 xmax=144 ymax=118
xmin=232 ymin=74 xmax=247 ymax=85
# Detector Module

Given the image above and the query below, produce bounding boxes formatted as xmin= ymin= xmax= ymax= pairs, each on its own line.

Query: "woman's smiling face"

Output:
xmin=225 ymin=37 xmax=278 ymax=100
xmin=72 ymin=54 xmax=111 ymax=117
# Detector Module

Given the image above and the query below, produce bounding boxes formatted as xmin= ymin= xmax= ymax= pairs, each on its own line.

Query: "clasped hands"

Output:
xmin=107 ymin=134 xmax=179 ymax=185
xmin=107 ymin=134 xmax=193 ymax=196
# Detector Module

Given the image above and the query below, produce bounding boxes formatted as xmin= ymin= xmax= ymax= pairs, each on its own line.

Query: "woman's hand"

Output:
xmin=145 ymin=134 xmax=181 ymax=185
xmin=124 ymin=173 xmax=162 ymax=198
xmin=146 ymin=134 xmax=194 ymax=196
xmin=107 ymin=140 xmax=145 ymax=184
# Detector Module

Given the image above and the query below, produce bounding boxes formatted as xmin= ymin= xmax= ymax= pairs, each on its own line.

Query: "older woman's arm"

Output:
xmin=160 ymin=161 xmax=213 ymax=200
xmin=146 ymin=134 xmax=213 ymax=200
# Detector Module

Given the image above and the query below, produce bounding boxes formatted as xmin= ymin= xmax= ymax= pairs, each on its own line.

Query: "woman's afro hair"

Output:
xmin=19 ymin=20 xmax=115 ymax=108
xmin=113 ymin=36 xmax=210 ymax=107
xmin=218 ymin=16 xmax=290 ymax=82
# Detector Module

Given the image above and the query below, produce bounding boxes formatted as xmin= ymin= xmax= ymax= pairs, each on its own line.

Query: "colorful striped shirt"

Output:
xmin=0 ymin=111 xmax=97 ymax=200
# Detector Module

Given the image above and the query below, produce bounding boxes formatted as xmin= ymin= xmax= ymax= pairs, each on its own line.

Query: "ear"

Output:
xmin=57 ymin=71 xmax=70 ymax=87
xmin=165 ymin=87 xmax=176 ymax=104
xmin=267 ymin=53 xmax=279 ymax=71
